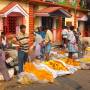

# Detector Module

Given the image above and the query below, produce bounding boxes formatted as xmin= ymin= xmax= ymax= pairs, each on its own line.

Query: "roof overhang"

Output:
xmin=29 ymin=0 xmax=88 ymax=12
xmin=78 ymin=15 xmax=88 ymax=21
xmin=35 ymin=7 xmax=72 ymax=18
xmin=0 ymin=2 xmax=28 ymax=17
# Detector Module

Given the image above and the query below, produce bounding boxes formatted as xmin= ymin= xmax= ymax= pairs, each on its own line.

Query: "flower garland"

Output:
xmin=23 ymin=62 xmax=53 ymax=81
xmin=61 ymin=58 xmax=80 ymax=66
xmin=44 ymin=60 xmax=68 ymax=71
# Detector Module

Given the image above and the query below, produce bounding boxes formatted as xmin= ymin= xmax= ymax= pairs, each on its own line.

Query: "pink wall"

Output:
xmin=0 ymin=18 xmax=3 ymax=32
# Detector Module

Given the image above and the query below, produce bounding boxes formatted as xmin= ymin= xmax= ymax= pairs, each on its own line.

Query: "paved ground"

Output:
xmin=1 ymin=49 xmax=89 ymax=90
xmin=0 ymin=70 xmax=90 ymax=90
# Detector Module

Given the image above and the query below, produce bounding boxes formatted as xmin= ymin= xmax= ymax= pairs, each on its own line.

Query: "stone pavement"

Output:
xmin=0 ymin=70 xmax=90 ymax=90
xmin=1 ymin=49 xmax=90 ymax=90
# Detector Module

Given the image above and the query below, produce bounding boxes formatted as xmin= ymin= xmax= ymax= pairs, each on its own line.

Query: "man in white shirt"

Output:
xmin=62 ymin=26 xmax=68 ymax=48
xmin=44 ymin=27 xmax=53 ymax=60
xmin=35 ymin=32 xmax=43 ymax=44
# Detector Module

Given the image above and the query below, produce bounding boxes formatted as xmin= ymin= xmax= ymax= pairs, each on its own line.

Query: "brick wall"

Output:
xmin=29 ymin=5 xmax=34 ymax=46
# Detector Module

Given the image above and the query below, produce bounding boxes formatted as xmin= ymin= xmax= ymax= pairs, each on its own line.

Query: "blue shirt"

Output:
xmin=37 ymin=31 xmax=46 ymax=39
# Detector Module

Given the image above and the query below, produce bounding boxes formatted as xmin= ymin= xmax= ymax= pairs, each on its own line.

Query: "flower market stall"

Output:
xmin=17 ymin=48 xmax=86 ymax=85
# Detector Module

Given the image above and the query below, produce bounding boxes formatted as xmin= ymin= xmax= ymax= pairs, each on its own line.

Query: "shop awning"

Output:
xmin=35 ymin=7 xmax=72 ymax=18
xmin=78 ymin=15 xmax=88 ymax=21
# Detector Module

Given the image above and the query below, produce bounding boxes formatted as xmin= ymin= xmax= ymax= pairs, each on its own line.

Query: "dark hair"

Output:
xmin=63 ymin=26 xmax=67 ymax=29
xmin=0 ymin=45 xmax=2 ymax=49
xmin=1 ymin=32 xmax=5 ymax=35
xmin=20 ymin=25 xmax=26 ymax=30
xmin=70 ymin=26 xmax=74 ymax=31
xmin=45 ymin=26 xmax=50 ymax=30
xmin=37 ymin=26 xmax=42 ymax=31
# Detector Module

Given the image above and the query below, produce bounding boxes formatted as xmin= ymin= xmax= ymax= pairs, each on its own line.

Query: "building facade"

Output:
xmin=0 ymin=0 xmax=88 ymax=45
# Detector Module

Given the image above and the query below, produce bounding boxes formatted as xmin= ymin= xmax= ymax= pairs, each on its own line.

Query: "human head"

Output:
xmin=45 ymin=26 xmax=50 ymax=32
xmin=1 ymin=32 xmax=5 ymax=37
xmin=70 ymin=26 xmax=74 ymax=31
xmin=37 ymin=26 xmax=42 ymax=32
xmin=63 ymin=26 xmax=67 ymax=29
xmin=20 ymin=25 xmax=26 ymax=34
xmin=67 ymin=26 xmax=70 ymax=31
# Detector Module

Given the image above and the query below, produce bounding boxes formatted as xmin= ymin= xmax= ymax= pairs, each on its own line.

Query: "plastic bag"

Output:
xmin=0 ymin=68 xmax=14 ymax=80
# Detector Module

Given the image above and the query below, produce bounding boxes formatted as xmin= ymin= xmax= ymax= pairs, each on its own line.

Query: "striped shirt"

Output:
xmin=17 ymin=32 xmax=29 ymax=52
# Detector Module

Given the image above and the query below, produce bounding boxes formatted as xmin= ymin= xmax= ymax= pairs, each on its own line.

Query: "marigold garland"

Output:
xmin=44 ymin=60 xmax=68 ymax=71
xmin=61 ymin=58 xmax=80 ymax=66
xmin=23 ymin=62 xmax=53 ymax=81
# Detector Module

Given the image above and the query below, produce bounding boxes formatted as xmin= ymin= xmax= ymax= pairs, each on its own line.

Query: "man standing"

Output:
xmin=62 ymin=26 xmax=68 ymax=48
xmin=17 ymin=25 xmax=29 ymax=73
xmin=44 ymin=27 xmax=53 ymax=60
xmin=67 ymin=26 xmax=78 ymax=59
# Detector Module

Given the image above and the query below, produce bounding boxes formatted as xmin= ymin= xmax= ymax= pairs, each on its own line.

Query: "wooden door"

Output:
xmin=8 ymin=16 xmax=17 ymax=34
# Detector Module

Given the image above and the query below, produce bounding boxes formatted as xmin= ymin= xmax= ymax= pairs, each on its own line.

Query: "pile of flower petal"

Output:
xmin=86 ymin=47 xmax=90 ymax=51
xmin=80 ymin=58 xmax=90 ymax=63
xmin=44 ymin=60 xmax=68 ymax=71
xmin=61 ymin=58 xmax=80 ymax=66
xmin=18 ymin=58 xmax=81 ymax=84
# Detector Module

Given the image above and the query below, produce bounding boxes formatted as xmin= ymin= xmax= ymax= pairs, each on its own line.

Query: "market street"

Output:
xmin=0 ymin=70 xmax=89 ymax=90
xmin=0 ymin=0 xmax=90 ymax=90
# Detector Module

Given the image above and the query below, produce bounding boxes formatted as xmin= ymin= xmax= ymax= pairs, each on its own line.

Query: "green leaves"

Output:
xmin=70 ymin=0 xmax=77 ymax=8
xmin=58 ymin=0 xmax=67 ymax=5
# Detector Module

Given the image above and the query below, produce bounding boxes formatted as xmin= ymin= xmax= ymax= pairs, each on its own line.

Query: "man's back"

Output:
xmin=45 ymin=30 xmax=53 ymax=42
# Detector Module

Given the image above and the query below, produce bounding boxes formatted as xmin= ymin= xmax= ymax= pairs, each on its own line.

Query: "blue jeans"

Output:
xmin=41 ymin=45 xmax=45 ymax=59
xmin=45 ymin=43 xmax=51 ymax=54
xmin=18 ymin=50 xmax=28 ymax=73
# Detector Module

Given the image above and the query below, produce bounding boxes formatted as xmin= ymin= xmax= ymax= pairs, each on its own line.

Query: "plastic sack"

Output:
xmin=0 ymin=68 xmax=14 ymax=80
xmin=23 ymin=62 xmax=54 ymax=83
xmin=18 ymin=72 xmax=54 ymax=84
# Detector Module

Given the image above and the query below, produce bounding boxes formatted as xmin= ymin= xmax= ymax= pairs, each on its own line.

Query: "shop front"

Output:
xmin=34 ymin=6 xmax=71 ymax=43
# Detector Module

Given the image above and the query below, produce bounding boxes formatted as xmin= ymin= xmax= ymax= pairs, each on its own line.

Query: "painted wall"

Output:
xmin=65 ymin=17 xmax=74 ymax=26
xmin=65 ymin=9 xmax=87 ymax=37
xmin=78 ymin=21 xmax=85 ymax=37
xmin=65 ymin=10 xmax=85 ymax=29
xmin=34 ymin=5 xmax=47 ymax=31
xmin=0 ymin=17 xmax=3 ymax=35
xmin=34 ymin=16 xmax=42 ymax=31
xmin=19 ymin=2 xmax=29 ymax=34
xmin=65 ymin=10 xmax=78 ymax=28
xmin=0 ymin=1 xmax=10 ymax=10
